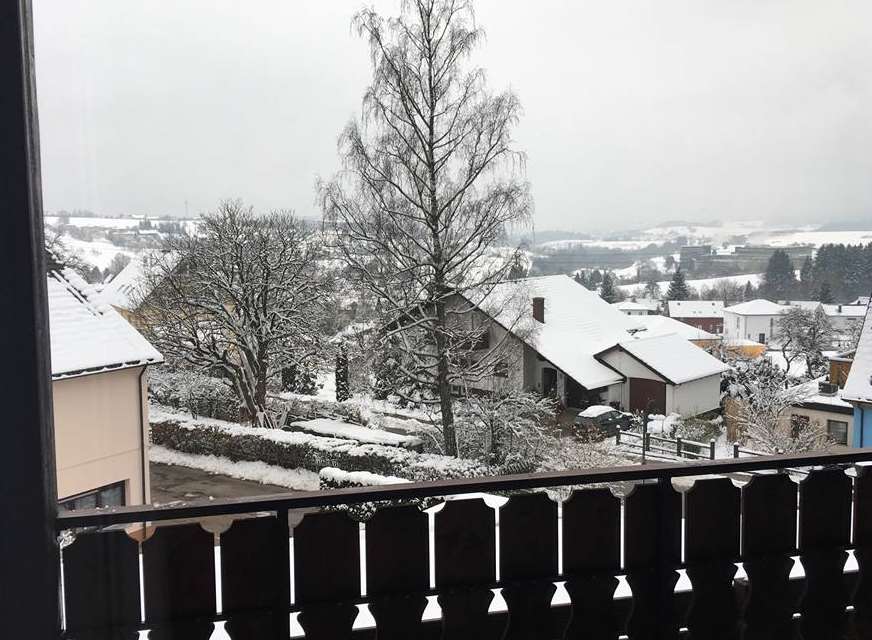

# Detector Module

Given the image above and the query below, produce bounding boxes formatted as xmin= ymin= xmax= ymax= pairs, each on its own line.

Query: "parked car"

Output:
xmin=573 ymin=405 xmax=633 ymax=439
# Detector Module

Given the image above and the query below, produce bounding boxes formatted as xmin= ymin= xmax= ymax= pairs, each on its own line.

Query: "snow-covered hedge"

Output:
xmin=318 ymin=467 xmax=408 ymax=489
xmin=149 ymin=409 xmax=487 ymax=482
xmin=149 ymin=370 xmax=243 ymax=422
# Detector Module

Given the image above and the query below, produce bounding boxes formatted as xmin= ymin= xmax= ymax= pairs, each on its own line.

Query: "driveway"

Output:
xmin=150 ymin=462 xmax=292 ymax=506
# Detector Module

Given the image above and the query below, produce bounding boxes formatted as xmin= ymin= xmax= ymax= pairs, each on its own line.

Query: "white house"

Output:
xmin=667 ymin=300 xmax=724 ymax=334
xmin=464 ymin=275 xmax=727 ymax=416
xmin=723 ymin=299 xmax=787 ymax=345
xmin=844 ymin=302 xmax=872 ymax=447
xmin=49 ymin=262 xmax=163 ymax=509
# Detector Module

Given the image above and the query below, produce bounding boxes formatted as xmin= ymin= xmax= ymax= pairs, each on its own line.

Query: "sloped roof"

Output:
xmin=668 ymin=300 xmax=724 ymax=318
xmin=613 ymin=300 xmax=654 ymax=312
xmin=823 ymin=304 xmax=867 ymax=318
xmin=844 ymin=303 xmax=872 ymax=404
xmin=100 ymin=251 xmax=177 ymax=311
xmin=602 ymin=333 xmax=729 ymax=385
xmin=724 ymin=299 xmax=786 ymax=316
xmin=632 ymin=314 xmax=719 ymax=341
xmin=49 ymin=267 xmax=163 ymax=379
xmin=474 ymin=275 xmax=644 ymax=389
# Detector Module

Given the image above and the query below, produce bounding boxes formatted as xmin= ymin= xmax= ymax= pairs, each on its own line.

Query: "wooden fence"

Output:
xmin=56 ymin=449 xmax=872 ymax=639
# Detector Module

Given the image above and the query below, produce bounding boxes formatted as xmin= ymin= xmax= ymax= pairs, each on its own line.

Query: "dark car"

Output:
xmin=573 ymin=405 xmax=632 ymax=439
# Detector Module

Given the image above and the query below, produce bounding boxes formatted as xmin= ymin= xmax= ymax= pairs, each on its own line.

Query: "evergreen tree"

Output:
xmin=799 ymin=256 xmax=814 ymax=297
xmin=335 ymin=343 xmax=351 ymax=402
xmin=743 ymin=281 xmax=754 ymax=301
xmin=574 ymin=271 xmax=589 ymax=288
xmin=598 ymin=272 xmax=622 ymax=303
xmin=666 ymin=268 xmax=691 ymax=301
xmin=817 ymin=281 xmax=834 ymax=304
xmin=762 ymin=250 xmax=797 ymax=300
xmin=644 ymin=277 xmax=661 ymax=299
xmin=589 ymin=269 xmax=603 ymax=286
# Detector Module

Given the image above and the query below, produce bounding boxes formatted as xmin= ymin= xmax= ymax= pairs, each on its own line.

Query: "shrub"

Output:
xmin=149 ymin=369 xmax=242 ymax=422
xmin=150 ymin=413 xmax=487 ymax=482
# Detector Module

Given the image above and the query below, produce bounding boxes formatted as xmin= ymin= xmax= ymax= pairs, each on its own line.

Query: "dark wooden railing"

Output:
xmin=57 ymin=449 xmax=872 ymax=639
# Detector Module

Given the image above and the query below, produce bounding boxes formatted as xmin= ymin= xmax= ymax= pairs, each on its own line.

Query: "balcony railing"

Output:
xmin=56 ymin=449 xmax=872 ymax=639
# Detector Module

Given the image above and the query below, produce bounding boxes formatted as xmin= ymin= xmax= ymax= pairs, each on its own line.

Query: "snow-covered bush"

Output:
xmin=149 ymin=369 xmax=242 ymax=422
xmin=452 ymin=391 xmax=558 ymax=469
xmin=672 ymin=416 xmax=723 ymax=444
xmin=150 ymin=412 xmax=487 ymax=482
xmin=319 ymin=467 xmax=433 ymax=520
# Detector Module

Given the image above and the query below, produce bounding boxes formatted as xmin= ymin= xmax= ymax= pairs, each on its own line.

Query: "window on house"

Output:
xmin=59 ymin=481 xmax=125 ymax=512
xmin=493 ymin=360 xmax=509 ymax=378
xmin=827 ymin=420 xmax=849 ymax=446
xmin=790 ymin=414 xmax=810 ymax=438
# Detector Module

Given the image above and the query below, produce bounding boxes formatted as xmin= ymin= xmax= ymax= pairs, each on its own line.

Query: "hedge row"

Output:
xmin=150 ymin=414 xmax=487 ymax=482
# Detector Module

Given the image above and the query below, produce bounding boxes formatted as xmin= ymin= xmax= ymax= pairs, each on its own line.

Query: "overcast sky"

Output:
xmin=33 ymin=1 xmax=872 ymax=232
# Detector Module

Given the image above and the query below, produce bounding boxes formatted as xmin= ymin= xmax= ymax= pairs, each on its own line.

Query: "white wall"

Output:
xmin=724 ymin=311 xmax=780 ymax=344
xmin=598 ymin=350 xmax=665 ymax=382
xmin=53 ymin=366 xmax=150 ymax=505
xmin=667 ymin=374 xmax=722 ymax=416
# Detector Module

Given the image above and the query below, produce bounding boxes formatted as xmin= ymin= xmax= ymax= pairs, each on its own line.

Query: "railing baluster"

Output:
xmin=562 ymin=488 xmax=621 ymax=640
xmin=142 ymin=523 xmax=216 ymax=640
xmin=365 ymin=505 xmax=429 ymax=639
xmin=740 ymin=473 xmax=797 ymax=639
xmin=499 ymin=493 xmax=558 ymax=640
xmin=798 ymin=468 xmax=852 ymax=640
xmin=684 ymin=478 xmax=740 ymax=639
xmin=220 ymin=515 xmax=289 ymax=639
xmin=62 ymin=530 xmax=141 ymax=640
xmin=853 ymin=465 xmax=872 ymax=638
xmin=293 ymin=510 xmax=360 ymax=640
xmin=435 ymin=498 xmax=499 ymax=639
xmin=624 ymin=480 xmax=681 ymax=640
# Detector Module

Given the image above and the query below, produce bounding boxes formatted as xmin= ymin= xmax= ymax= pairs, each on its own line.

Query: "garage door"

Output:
xmin=629 ymin=378 xmax=666 ymax=414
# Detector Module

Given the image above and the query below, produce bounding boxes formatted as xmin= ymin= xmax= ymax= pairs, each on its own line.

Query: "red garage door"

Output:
xmin=629 ymin=378 xmax=666 ymax=414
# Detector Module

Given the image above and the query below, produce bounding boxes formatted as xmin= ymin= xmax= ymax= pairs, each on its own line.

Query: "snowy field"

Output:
xmin=619 ymin=272 xmax=764 ymax=296
xmin=60 ymin=236 xmax=135 ymax=270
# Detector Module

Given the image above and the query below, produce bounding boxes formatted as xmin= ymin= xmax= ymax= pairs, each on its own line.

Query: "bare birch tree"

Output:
xmin=320 ymin=0 xmax=532 ymax=455
xmin=141 ymin=200 xmax=328 ymax=427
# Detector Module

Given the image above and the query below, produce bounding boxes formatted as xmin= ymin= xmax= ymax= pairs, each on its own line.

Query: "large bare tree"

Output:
xmin=320 ymin=0 xmax=532 ymax=455
xmin=141 ymin=200 xmax=327 ymax=427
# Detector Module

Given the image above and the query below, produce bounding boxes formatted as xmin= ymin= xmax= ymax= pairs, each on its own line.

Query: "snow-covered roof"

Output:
xmin=48 ymin=267 xmax=163 ymax=379
xmin=473 ymin=275 xmax=644 ymax=389
xmin=794 ymin=377 xmax=853 ymax=411
xmin=612 ymin=300 xmax=654 ymax=312
xmin=602 ymin=333 xmax=729 ymax=385
xmin=667 ymin=300 xmax=724 ymax=318
xmin=632 ymin=314 xmax=719 ymax=341
xmin=844 ymin=303 xmax=872 ymax=404
xmin=100 ymin=251 xmax=177 ymax=311
xmin=852 ymin=296 xmax=870 ymax=306
xmin=289 ymin=418 xmax=422 ymax=448
xmin=823 ymin=304 xmax=867 ymax=318
xmin=724 ymin=299 xmax=786 ymax=316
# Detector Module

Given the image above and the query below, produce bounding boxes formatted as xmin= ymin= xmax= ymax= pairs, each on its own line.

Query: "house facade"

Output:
xmin=844 ymin=302 xmax=872 ymax=447
xmin=461 ymin=275 xmax=727 ymax=416
xmin=49 ymin=263 xmax=163 ymax=509
xmin=723 ymin=299 xmax=786 ymax=345
xmin=667 ymin=300 xmax=724 ymax=334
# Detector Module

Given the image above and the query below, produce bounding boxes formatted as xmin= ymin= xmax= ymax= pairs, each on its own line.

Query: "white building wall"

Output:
xmin=597 ymin=350 xmax=666 ymax=382
xmin=788 ymin=406 xmax=854 ymax=446
xmin=724 ymin=312 xmax=780 ymax=344
xmin=668 ymin=374 xmax=722 ymax=416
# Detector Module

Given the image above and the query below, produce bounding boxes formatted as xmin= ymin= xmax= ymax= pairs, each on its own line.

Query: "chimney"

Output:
xmin=532 ymin=296 xmax=545 ymax=323
xmin=838 ymin=304 xmax=843 ymax=313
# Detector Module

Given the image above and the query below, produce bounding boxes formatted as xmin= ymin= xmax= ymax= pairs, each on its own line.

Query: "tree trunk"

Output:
xmin=434 ymin=300 xmax=457 ymax=455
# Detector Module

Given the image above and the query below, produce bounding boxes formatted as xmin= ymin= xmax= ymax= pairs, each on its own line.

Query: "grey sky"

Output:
xmin=34 ymin=1 xmax=872 ymax=232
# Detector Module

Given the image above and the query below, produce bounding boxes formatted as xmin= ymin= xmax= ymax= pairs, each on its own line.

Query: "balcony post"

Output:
xmin=0 ymin=0 xmax=60 ymax=636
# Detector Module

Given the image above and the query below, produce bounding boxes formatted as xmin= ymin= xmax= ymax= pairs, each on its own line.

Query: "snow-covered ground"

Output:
xmin=150 ymin=445 xmax=319 ymax=491
xmin=619 ymin=272 xmax=764 ymax=296
xmin=60 ymin=236 xmax=136 ymax=271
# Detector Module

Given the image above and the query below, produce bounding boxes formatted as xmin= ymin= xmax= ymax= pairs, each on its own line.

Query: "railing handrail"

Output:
xmin=56 ymin=447 xmax=872 ymax=529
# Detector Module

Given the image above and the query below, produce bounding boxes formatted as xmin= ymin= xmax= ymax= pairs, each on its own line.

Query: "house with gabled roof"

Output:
xmin=48 ymin=257 xmax=163 ymax=509
xmin=667 ymin=300 xmax=724 ymax=334
xmin=844 ymin=301 xmax=872 ymax=447
xmin=461 ymin=275 xmax=728 ymax=415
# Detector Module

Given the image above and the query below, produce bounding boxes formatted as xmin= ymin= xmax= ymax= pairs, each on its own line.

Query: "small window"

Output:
xmin=827 ymin=420 xmax=849 ymax=446
xmin=758 ymin=333 xmax=766 ymax=344
xmin=59 ymin=481 xmax=126 ymax=512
